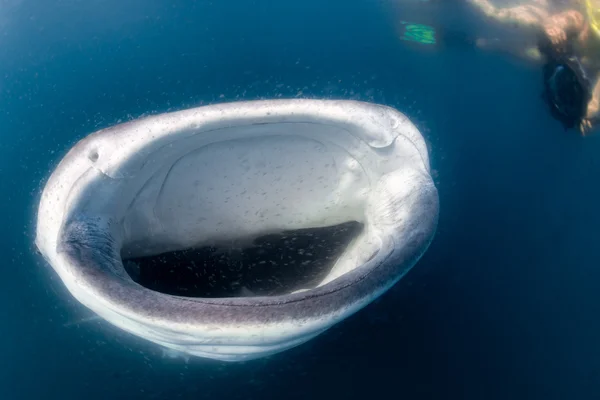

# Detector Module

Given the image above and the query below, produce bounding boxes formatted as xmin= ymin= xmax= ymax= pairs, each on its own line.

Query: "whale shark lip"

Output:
xmin=35 ymin=99 xmax=439 ymax=362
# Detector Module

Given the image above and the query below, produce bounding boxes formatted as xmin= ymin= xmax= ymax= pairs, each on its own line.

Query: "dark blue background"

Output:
xmin=2 ymin=0 xmax=600 ymax=398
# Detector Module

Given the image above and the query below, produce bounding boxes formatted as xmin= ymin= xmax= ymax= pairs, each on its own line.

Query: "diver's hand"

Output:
xmin=543 ymin=11 xmax=585 ymax=51
xmin=579 ymin=118 xmax=593 ymax=136
xmin=544 ymin=25 xmax=567 ymax=51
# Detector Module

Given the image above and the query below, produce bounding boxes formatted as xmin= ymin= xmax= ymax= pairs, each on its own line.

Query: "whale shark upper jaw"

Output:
xmin=35 ymin=99 xmax=439 ymax=362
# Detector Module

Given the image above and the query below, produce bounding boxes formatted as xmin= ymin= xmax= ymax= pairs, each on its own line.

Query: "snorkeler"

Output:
xmin=468 ymin=0 xmax=600 ymax=135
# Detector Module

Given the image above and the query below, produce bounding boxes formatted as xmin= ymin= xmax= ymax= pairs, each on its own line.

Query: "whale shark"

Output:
xmin=35 ymin=99 xmax=439 ymax=362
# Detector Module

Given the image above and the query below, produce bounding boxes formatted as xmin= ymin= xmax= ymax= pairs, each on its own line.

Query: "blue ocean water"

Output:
xmin=2 ymin=0 xmax=600 ymax=398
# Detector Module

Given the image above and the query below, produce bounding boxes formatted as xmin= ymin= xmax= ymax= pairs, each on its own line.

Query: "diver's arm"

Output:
xmin=586 ymin=79 xmax=600 ymax=117
xmin=476 ymin=37 xmax=544 ymax=64
xmin=580 ymin=79 xmax=600 ymax=135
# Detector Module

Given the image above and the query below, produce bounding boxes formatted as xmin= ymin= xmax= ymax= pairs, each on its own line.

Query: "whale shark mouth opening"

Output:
xmin=126 ymin=221 xmax=364 ymax=298
xmin=35 ymin=99 xmax=439 ymax=362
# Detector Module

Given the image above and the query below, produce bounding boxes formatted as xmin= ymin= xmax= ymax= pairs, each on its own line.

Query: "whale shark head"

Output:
xmin=35 ymin=99 xmax=438 ymax=362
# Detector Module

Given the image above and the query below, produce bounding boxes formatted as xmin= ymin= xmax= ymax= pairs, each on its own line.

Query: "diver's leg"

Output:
xmin=469 ymin=0 xmax=549 ymax=63
xmin=468 ymin=0 xmax=549 ymax=27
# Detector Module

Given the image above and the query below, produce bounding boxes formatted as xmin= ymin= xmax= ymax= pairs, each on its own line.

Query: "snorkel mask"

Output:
xmin=543 ymin=58 xmax=590 ymax=129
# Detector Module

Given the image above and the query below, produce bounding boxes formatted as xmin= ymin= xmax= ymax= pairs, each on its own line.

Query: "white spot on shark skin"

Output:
xmin=35 ymin=99 xmax=439 ymax=362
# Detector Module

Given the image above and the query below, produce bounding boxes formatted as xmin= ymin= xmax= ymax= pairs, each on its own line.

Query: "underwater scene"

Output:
xmin=2 ymin=0 xmax=600 ymax=398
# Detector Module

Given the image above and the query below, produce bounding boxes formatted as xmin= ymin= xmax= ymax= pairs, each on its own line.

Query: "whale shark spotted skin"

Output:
xmin=35 ymin=99 xmax=439 ymax=362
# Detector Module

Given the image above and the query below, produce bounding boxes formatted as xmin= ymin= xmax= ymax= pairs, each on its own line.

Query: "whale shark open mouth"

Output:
xmin=35 ymin=99 xmax=439 ymax=362
xmin=126 ymin=221 xmax=365 ymax=298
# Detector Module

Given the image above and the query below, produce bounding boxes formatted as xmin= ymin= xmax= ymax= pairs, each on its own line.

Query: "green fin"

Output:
xmin=400 ymin=21 xmax=436 ymax=45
